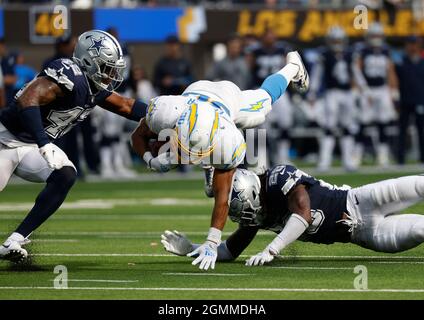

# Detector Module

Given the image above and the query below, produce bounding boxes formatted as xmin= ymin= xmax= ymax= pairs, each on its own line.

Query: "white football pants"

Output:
xmin=347 ymin=175 xmax=424 ymax=253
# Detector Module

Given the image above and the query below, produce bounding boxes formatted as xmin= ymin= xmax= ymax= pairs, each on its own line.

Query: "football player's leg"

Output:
xmin=317 ymin=91 xmax=337 ymax=171
xmin=340 ymin=91 xmax=359 ymax=171
xmin=11 ymin=147 xmax=77 ymax=239
xmin=0 ymin=144 xmax=19 ymax=192
xmin=370 ymin=214 xmax=424 ymax=253
xmin=236 ymin=54 xmax=306 ymax=129
xmin=376 ymin=87 xmax=396 ymax=166
xmin=274 ymin=95 xmax=293 ymax=165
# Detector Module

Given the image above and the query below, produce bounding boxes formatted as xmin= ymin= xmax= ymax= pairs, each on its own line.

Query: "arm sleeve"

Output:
xmin=268 ymin=213 xmax=309 ymax=255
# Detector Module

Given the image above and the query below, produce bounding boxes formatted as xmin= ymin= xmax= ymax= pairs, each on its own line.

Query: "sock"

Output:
xmin=15 ymin=167 xmax=77 ymax=238
xmin=277 ymin=63 xmax=299 ymax=82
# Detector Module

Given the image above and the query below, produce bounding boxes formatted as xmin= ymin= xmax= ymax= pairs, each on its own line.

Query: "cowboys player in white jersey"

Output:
xmin=354 ymin=22 xmax=399 ymax=166
xmin=309 ymin=27 xmax=358 ymax=172
xmin=131 ymin=51 xmax=309 ymax=270
xmin=0 ymin=30 xmax=147 ymax=262
xmin=161 ymin=166 xmax=424 ymax=267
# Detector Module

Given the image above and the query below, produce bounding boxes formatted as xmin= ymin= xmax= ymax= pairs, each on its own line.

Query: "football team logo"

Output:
xmin=88 ymin=36 xmax=106 ymax=56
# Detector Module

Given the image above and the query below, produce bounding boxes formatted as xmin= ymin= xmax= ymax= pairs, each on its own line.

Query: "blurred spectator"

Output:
xmin=0 ymin=38 xmax=17 ymax=106
xmin=396 ymin=36 xmax=424 ymax=165
xmin=41 ymin=35 xmax=77 ymax=70
xmin=153 ymin=35 xmax=193 ymax=95
xmin=13 ymin=51 xmax=36 ymax=94
xmin=206 ymin=33 xmax=251 ymax=90
xmin=131 ymin=64 xmax=157 ymax=102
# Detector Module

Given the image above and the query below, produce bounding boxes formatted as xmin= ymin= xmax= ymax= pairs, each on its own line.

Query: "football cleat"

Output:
xmin=0 ymin=240 xmax=28 ymax=263
xmin=286 ymin=51 xmax=309 ymax=93
xmin=203 ymin=166 xmax=215 ymax=198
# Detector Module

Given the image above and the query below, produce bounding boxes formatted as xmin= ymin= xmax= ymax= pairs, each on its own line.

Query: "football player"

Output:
xmin=309 ymin=26 xmax=358 ymax=171
xmin=131 ymin=51 xmax=309 ymax=270
xmin=247 ymin=28 xmax=294 ymax=166
xmin=354 ymin=22 xmax=399 ymax=166
xmin=161 ymin=165 xmax=424 ymax=267
xmin=0 ymin=30 xmax=147 ymax=262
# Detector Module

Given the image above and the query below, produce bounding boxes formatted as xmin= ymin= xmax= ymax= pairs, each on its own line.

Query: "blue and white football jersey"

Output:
xmin=0 ymin=58 xmax=111 ymax=144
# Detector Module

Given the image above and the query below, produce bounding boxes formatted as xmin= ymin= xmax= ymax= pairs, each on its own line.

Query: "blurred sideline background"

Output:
xmin=1 ymin=0 xmax=424 ymax=180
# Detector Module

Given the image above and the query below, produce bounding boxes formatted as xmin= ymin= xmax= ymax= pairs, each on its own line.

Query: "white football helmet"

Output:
xmin=73 ymin=29 xmax=126 ymax=91
xmin=326 ymin=26 xmax=347 ymax=52
xmin=228 ymin=169 xmax=262 ymax=226
xmin=174 ymin=101 xmax=221 ymax=164
xmin=145 ymin=95 xmax=189 ymax=134
xmin=366 ymin=22 xmax=385 ymax=48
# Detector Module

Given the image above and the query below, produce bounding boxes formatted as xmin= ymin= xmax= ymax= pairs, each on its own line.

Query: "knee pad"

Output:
xmin=412 ymin=218 xmax=424 ymax=241
xmin=47 ymin=166 xmax=77 ymax=191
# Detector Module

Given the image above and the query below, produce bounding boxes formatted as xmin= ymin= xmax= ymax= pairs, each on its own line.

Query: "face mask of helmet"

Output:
xmin=92 ymin=57 xmax=126 ymax=91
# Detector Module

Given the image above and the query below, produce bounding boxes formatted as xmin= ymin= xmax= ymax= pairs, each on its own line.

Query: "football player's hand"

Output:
xmin=161 ymin=230 xmax=193 ymax=256
xmin=148 ymin=152 xmax=176 ymax=173
xmin=187 ymin=240 xmax=218 ymax=271
xmin=39 ymin=143 xmax=67 ymax=170
xmin=246 ymin=247 xmax=275 ymax=267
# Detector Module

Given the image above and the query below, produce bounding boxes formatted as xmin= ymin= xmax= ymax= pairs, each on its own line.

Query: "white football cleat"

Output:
xmin=286 ymin=51 xmax=309 ymax=93
xmin=0 ymin=240 xmax=28 ymax=263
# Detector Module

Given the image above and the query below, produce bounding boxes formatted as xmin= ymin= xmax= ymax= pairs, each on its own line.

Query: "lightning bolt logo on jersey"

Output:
xmin=0 ymin=58 xmax=111 ymax=144
xmin=260 ymin=165 xmax=352 ymax=244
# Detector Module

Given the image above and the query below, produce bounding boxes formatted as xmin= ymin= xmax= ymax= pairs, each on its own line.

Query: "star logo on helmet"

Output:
xmin=88 ymin=37 xmax=106 ymax=56
xmin=231 ymin=188 xmax=243 ymax=202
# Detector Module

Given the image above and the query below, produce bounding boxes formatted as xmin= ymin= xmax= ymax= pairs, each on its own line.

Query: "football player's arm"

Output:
xmin=16 ymin=77 xmax=64 ymax=147
xmin=267 ymin=184 xmax=311 ymax=255
xmin=99 ymin=92 xmax=147 ymax=122
xmin=352 ymin=55 xmax=368 ymax=92
xmin=130 ymin=118 xmax=157 ymax=160
xmin=387 ymin=60 xmax=400 ymax=102
xmin=210 ymin=168 xmax=236 ymax=232
xmin=187 ymin=168 xmax=236 ymax=270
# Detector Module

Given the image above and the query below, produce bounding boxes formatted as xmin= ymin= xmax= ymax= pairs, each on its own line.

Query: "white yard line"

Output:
xmin=1 ymin=286 xmax=424 ymax=293
xmin=0 ymin=214 xmax=209 ymax=220
xmin=0 ymin=198 xmax=212 ymax=212
xmin=31 ymin=239 xmax=79 ymax=243
xmin=269 ymin=266 xmax=353 ymax=270
xmin=369 ymin=261 xmax=424 ymax=264
xmin=49 ymin=279 xmax=138 ymax=283
xmin=29 ymin=253 xmax=424 ymax=260
xmin=163 ymin=273 xmax=253 ymax=276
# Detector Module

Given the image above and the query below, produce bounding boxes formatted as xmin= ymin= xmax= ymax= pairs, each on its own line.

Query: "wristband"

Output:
xmin=128 ymin=99 xmax=147 ymax=122
xmin=207 ymin=227 xmax=222 ymax=245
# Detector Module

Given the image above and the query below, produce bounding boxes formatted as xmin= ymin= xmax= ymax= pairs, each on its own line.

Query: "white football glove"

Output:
xmin=161 ymin=230 xmax=193 ymax=256
xmin=245 ymin=246 xmax=276 ymax=267
xmin=187 ymin=240 xmax=218 ymax=271
xmin=144 ymin=152 xmax=176 ymax=173
xmin=39 ymin=143 xmax=67 ymax=170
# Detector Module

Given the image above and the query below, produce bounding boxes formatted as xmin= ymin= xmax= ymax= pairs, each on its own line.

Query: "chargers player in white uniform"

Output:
xmin=354 ymin=22 xmax=399 ymax=166
xmin=162 ymin=166 xmax=424 ymax=266
xmin=0 ymin=30 xmax=147 ymax=262
xmin=131 ymin=51 xmax=309 ymax=270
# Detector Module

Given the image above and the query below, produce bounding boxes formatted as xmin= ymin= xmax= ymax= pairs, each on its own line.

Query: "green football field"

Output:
xmin=0 ymin=171 xmax=424 ymax=300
